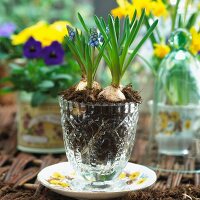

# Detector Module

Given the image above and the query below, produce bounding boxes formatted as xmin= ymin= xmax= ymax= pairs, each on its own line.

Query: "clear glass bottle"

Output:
xmin=147 ymin=29 xmax=200 ymax=173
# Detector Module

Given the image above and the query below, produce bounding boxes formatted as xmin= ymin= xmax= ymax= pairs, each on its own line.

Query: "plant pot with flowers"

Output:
xmin=59 ymin=11 xmax=157 ymax=190
xmin=1 ymin=21 xmax=80 ymax=153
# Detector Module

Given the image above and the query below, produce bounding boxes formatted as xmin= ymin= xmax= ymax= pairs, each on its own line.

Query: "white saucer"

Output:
xmin=37 ymin=162 xmax=157 ymax=199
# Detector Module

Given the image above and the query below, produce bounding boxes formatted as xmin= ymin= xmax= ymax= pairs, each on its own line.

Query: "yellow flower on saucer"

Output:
xmin=11 ymin=21 xmax=47 ymax=45
xmin=190 ymin=27 xmax=200 ymax=55
xmin=119 ymin=172 xmax=127 ymax=179
xmin=52 ymin=172 xmax=65 ymax=179
xmin=154 ymin=43 xmax=170 ymax=58
xmin=129 ymin=171 xmax=140 ymax=180
xmin=151 ymin=0 xmax=167 ymax=17
xmin=49 ymin=179 xmax=70 ymax=188
xmin=137 ymin=177 xmax=147 ymax=184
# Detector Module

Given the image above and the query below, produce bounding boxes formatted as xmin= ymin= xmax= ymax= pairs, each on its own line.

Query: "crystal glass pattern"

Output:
xmin=59 ymin=97 xmax=139 ymax=190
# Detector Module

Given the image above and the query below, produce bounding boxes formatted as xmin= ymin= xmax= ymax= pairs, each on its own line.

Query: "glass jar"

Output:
xmin=59 ymin=97 xmax=139 ymax=191
xmin=154 ymin=29 xmax=200 ymax=156
xmin=146 ymin=29 xmax=200 ymax=173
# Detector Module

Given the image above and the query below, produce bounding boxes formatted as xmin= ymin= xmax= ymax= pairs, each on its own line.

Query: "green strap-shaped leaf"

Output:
xmin=100 ymin=17 xmax=107 ymax=29
xmin=186 ymin=12 xmax=198 ymax=30
xmin=78 ymin=13 xmax=90 ymax=34
xmin=123 ymin=19 xmax=158 ymax=75
xmin=108 ymin=15 xmax=121 ymax=76
xmin=120 ymin=9 xmax=145 ymax=69
xmin=115 ymin=17 xmax=120 ymax=41
xmin=94 ymin=39 xmax=110 ymax=77
xmin=130 ymin=10 xmax=137 ymax=27
xmin=66 ymin=37 xmax=86 ymax=75
xmin=144 ymin=15 xmax=157 ymax=44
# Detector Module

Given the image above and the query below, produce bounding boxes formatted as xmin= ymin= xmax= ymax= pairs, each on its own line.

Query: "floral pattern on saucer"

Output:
xmin=38 ymin=162 xmax=156 ymax=199
xmin=47 ymin=170 xmax=149 ymax=190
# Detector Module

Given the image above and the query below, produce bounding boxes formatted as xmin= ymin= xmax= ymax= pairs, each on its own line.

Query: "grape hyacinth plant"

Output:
xmin=66 ymin=18 xmax=109 ymax=92
xmin=92 ymin=10 xmax=158 ymax=102
xmin=0 ymin=21 xmax=80 ymax=106
xmin=67 ymin=11 xmax=158 ymax=102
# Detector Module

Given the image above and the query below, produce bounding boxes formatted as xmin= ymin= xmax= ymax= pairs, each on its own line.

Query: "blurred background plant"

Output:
xmin=0 ymin=0 xmax=94 ymax=105
xmin=0 ymin=21 xmax=80 ymax=106
xmin=0 ymin=22 xmax=21 ymax=60
xmin=111 ymin=0 xmax=200 ymax=109
xmin=111 ymin=0 xmax=200 ymax=74
xmin=0 ymin=0 xmax=94 ymax=29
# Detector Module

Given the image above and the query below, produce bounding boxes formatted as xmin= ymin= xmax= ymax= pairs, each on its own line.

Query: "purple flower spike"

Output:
xmin=42 ymin=41 xmax=64 ymax=66
xmin=23 ymin=37 xmax=42 ymax=59
xmin=0 ymin=22 xmax=16 ymax=37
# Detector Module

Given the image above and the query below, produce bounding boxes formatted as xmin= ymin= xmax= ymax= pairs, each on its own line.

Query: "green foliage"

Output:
xmin=0 ymin=0 xmax=94 ymax=29
xmin=0 ymin=56 xmax=80 ymax=106
xmin=0 ymin=37 xmax=21 ymax=59
xmin=94 ymin=10 xmax=158 ymax=87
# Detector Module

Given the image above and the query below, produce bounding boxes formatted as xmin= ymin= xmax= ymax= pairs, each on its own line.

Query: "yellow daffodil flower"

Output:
xmin=190 ymin=27 xmax=200 ymax=55
xmin=111 ymin=0 xmax=134 ymax=18
xmin=133 ymin=0 xmax=153 ymax=16
xmin=154 ymin=43 xmax=170 ymax=58
xmin=11 ymin=21 xmax=47 ymax=45
xmin=151 ymin=0 xmax=168 ymax=17
xmin=112 ymin=0 xmax=167 ymax=18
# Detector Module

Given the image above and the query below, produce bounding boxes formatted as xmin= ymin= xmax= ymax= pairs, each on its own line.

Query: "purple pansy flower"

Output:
xmin=23 ymin=37 xmax=42 ymax=59
xmin=42 ymin=41 xmax=64 ymax=65
xmin=0 ymin=22 xmax=16 ymax=37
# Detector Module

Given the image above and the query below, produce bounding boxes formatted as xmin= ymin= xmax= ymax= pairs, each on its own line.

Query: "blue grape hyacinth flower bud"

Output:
xmin=67 ymin=25 xmax=76 ymax=41
xmin=89 ymin=28 xmax=99 ymax=47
